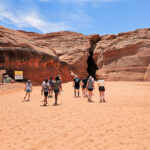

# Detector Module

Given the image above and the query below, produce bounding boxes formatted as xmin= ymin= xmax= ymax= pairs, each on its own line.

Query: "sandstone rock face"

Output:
xmin=94 ymin=28 xmax=150 ymax=81
xmin=0 ymin=26 xmax=100 ymax=83
xmin=0 ymin=48 xmax=72 ymax=83
xmin=0 ymin=26 xmax=72 ymax=83
xmin=1 ymin=25 xmax=150 ymax=82
xmin=30 ymin=31 xmax=98 ymax=77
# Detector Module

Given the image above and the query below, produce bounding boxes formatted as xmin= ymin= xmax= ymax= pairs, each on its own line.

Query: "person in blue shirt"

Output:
xmin=23 ymin=80 xmax=32 ymax=101
xmin=48 ymin=77 xmax=53 ymax=98
xmin=73 ymin=75 xmax=81 ymax=97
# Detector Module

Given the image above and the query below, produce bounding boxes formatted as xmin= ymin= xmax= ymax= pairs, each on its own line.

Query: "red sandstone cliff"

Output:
xmin=94 ymin=28 xmax=150 ymax=81
xmin=0 ymin=26 xmax=71 ymax=83
xmin=1 ymin=25 xmax=150 ymax=82
xmin=0 ymin=25 xmax=100 ymax=83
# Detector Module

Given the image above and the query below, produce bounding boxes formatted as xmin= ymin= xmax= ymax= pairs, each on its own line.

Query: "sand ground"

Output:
xmin=0 ymin=81 xmax=150 ymax=150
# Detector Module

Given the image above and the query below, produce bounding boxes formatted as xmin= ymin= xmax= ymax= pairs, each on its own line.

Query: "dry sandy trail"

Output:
xmin=0 ymin=82 xmax=150 ymax=150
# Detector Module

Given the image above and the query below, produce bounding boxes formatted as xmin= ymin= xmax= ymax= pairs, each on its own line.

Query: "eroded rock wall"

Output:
xmin=1 ymin=25 xmax=150 ymax=82
xmin=0 ymin=25 xmax=101 ymax=82
xmin=26 ymin=31 xmax=101 ymax=77
xmin=94 ymin=28 xmax=150 ymax=81
xmin=0 ymin=48 xmax=72 ymax=83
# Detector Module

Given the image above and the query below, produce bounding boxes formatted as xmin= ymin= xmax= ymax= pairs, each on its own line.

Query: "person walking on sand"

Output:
xmin=57 ymin=75 xmax=62 ymax=94
xmin=23 ymin=80 xmax=32 ymax=101
xmin=81 ymin=76 xmax=87 ymax=97
xmin=73 ymin=75 xmax=81 ymax=97
xmin=98 ymin=77 xmax=106 ymax=102
xmin=41 ymin=79 xmax=50 ymax=106
xmin=53 ymin=76 xmax=62 ymax=105
xmin=87 ymin=76 xmax=95 ymax=102
xmin=48 ymin=77 xmax=53 ymax=98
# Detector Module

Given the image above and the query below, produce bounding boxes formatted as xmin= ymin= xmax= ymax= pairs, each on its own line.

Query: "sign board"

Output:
xmin=14 ymin=71 xmax=23 ymax=80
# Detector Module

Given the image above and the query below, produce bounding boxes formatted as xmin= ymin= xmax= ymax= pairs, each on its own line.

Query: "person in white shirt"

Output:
xmin=23 ymin=80 xmax=32 ymax=101
xmin=98 ymin=77 xmax=106 ymax=102
xmin=41 ymin=79 xmax=50 ymax=106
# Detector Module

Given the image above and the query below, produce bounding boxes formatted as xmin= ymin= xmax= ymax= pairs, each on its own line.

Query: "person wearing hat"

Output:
xmin=41 ymin=79 xmax=50 ymax=106
xmin=23 ymin=80 xmax=32 ymax=101
xmin=98 ymin=76 xmax=106 ymax=102
xmin=57 ymin=75 xmax=62 ymax=95
xmin=86 ymin=76 xmax=95 ymax=102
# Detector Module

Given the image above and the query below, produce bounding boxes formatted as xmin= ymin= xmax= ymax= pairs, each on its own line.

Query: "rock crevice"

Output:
xmin=1 ymin=25 xmax=150 ymax=81
xmin=86 ymin=35 xmax=101 ymax=79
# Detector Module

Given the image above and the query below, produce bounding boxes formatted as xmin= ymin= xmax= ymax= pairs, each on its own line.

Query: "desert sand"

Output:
xmin=0 ymin=81 xmax=150 ymax=150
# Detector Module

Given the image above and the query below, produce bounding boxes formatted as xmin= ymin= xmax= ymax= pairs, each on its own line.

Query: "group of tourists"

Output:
xmin=73 ymin=75 xmax=106 ymax=102
xmin=41 ymin=76 xmax=62 ymax=106
xmin=23 ymin=76 xmax=62 ymax=106
xmin=23 ymin=75 xmax=106 ymax=106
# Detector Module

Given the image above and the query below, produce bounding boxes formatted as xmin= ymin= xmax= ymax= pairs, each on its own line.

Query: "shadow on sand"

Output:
xmin=88 ymin=100 xmax=95 ymax=103
xmin=52 ymin=103 xmax=62 ymax=106
xmin=40 ymin=104 xmax=50 ymax=107
xmin=22 ymin=100 xmax=30 ymax=102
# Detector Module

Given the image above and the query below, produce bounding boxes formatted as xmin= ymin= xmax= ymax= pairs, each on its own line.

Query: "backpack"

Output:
xmin=87 ymin=79 xmax=93 ymax=89
xmin=49 ymin=80 xmax=53 ymax=87
xmin=53 ymin=81 xmax=60 ymax=90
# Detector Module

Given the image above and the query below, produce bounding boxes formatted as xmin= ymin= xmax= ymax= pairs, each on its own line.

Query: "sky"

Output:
xmin=0 ymin=0 xmax=150 ymax=35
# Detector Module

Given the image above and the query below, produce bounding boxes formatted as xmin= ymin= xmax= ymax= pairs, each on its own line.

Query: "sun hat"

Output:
xmin=89 ymin=76 xmax=93 ymax=79
xmin=28 ymin=80 xmax=31 ymax=83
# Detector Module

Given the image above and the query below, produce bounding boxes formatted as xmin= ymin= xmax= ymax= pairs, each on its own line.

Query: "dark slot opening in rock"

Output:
xmin=87 ymin=51 xmax=98 ymax=79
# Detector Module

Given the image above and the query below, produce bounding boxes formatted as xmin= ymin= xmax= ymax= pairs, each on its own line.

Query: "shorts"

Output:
xmin=82 ymin=85 xmax=86 ymax=89
xmin=44 ymin=91 xmax=48 ymax=97
xmin=26 ymin=89 xmax=31 ymax=92
xmin=99 ymin=86 xmax=105 ymax=92
xmin=88 ymin=88 xmax=93 ymax=91
xmin=74 ymin=85 xmax=80 ymax=89
xmin=54 ymin=89 xmax=59 ymax=93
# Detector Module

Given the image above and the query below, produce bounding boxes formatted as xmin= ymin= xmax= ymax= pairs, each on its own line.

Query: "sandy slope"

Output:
xmin=0 ymin=81 xmax=150 ymax=150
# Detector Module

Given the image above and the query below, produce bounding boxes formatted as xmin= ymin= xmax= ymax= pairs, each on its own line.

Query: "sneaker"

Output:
xmin=103 ymin=98 xmax=106 ymax=102
xmin=88 ymin=97 xmax=91 ymax=102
